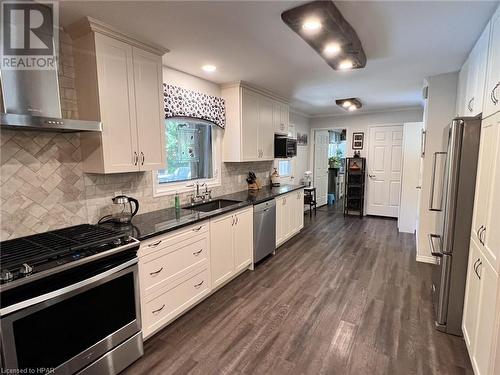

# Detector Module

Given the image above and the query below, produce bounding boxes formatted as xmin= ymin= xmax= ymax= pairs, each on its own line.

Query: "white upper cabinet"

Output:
xmin=221 ymin=82 xmax=289 ymax=162
xmin=456 ymin=22 xmax=489 ymax=117
xmin=68 ymin=17 xmax=167 ymax=173
xmin=132 ymin=47 xmax=166 ymax=171
xmin=484 ymin=6 xmax=500 ymax=118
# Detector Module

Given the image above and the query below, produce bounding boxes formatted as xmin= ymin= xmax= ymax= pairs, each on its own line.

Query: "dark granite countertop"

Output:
xmin=101 ymin=184 xmax=304 ymax=241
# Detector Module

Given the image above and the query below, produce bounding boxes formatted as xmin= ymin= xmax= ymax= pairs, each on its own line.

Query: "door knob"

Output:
xmin=369 ymin=174 xmax=376 ymax=178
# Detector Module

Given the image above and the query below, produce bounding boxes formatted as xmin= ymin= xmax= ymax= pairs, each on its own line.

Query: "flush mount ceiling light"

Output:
xmin=336 ymin=98 xmax=362 ymax=112
xmin=282 ymin=1 xmax=366 ymax=71
xmin=202 ymin=64 xmax=216 ymax=72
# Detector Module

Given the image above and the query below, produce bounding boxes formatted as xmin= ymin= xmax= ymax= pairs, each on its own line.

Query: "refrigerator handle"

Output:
xmin=429 ymin=233 xmax=443 ymax=257
xmin=429 ymin=152 xmax=447 ymax=212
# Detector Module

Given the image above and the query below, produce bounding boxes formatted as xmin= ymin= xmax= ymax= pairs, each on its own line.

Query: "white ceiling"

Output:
xmin=59 ymin=1 xmax=499 ymax=116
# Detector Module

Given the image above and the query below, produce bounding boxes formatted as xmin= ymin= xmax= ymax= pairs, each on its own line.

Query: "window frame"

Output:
xmin=153 ymin=119 xmax=222 ymax=197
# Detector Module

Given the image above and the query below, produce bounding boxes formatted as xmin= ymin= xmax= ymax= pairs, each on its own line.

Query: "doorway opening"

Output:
xmin=313 ymin=129 xmax=346 ymax=211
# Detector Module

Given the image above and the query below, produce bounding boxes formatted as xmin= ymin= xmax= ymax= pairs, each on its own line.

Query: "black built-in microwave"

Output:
xmin=274 ymin=136 xmax=297 ymax=158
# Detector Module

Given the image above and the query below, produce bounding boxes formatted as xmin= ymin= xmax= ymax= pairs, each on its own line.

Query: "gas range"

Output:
xmin=0 ymin=224 xmax=143 ymax=373
xmin=0 ymin=224 xmax=139 ymax=291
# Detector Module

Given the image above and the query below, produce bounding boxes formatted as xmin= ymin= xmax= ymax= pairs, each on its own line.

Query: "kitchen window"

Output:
xmin=153 ymin=118 xmax=221 ymax=196
xmin=278 ymin=160 xmax=292 ymax=177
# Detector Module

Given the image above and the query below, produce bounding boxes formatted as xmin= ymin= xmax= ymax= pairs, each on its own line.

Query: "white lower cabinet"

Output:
xmin=210 ymin=207 xmax=254 ymax=289
xmin=138 ymin=221 xmax=211 ymax=339
xmin=276 ymin=189 xmax=304 ymax=247
xmin=463 ymin=237 xmax=500 ymax=375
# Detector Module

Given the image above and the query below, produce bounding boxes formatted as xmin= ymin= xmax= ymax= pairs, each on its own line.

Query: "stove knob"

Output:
xmin=0 ymin=270 xmax=13 ymax=282
xmin=19 ymin=263 xmax=33 ymax=275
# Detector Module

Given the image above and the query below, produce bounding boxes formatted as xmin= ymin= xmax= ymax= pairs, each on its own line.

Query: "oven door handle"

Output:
xmin=0 ymin=258 xmax=138 ymax=317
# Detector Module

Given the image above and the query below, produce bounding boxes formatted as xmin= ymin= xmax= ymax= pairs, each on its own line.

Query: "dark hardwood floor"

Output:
xmin=124 ymin=204 xmax=472 ymax=375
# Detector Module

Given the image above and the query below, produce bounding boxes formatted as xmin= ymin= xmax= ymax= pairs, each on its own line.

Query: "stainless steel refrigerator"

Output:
xmin=429 ymin=117 xmax=481 ymax=336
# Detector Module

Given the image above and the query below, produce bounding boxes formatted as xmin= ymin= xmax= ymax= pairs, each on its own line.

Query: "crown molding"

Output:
xmin=66 ymin=16 xmax=169 ymax=56
xmin=220 ymin=81 xmax=289 ymax=104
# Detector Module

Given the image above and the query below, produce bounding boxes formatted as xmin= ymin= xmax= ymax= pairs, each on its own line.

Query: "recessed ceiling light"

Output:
xmin=338 ymin=60 xmax=353 ymax=70
xmin=342 ymin=101 xmax=352 ymax=108
xmin=302 ymin=18 xmax=321 ymax=31
xmin=202 ymin=64 xmax=216 ymax=72
xmin=324 ymin=43 xmax=341 ymax=56
xmin=348 ymin=104 xmax=357 ymax=111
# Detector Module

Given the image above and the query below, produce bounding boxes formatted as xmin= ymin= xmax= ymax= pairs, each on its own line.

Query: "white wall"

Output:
xmin=309 ymin=108 xmax=424 ymax=159
xmin=416 ymin=72 xmax=458 ymax=263
xmin=163 ymin=66 xmax=220 ymax=97
xmin=290 ymin=111 xmax=311 ymax=183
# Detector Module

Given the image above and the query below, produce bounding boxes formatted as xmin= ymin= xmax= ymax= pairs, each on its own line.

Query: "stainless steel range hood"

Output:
xmin=0 ymin=67 xmax=102 ymax=132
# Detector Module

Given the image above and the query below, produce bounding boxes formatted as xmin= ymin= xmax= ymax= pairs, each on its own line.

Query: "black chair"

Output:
xmin=304 ymin=187 xmax=317 ymax=218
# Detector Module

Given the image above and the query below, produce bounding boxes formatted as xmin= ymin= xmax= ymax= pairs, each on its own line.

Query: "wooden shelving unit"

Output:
xmin=343 ymin=157 xmax=366 ymax=217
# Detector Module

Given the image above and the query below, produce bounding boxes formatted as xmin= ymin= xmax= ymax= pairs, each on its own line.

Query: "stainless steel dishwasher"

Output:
xmin=253 ymin=199 xmax=276 ymax=263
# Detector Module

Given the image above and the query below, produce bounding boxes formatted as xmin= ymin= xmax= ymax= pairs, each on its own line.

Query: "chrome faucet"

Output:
xmin=188 ymin=182 xmax=211 ymax=205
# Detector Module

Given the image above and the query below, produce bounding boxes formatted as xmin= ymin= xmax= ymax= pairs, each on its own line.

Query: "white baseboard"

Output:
xmin=416 ymin=254 xmax=437 ymax=264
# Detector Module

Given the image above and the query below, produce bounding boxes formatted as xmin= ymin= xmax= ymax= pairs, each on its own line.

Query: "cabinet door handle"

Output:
xmin=194 ymin=280 xmax=204 ymax=288
xmin=193 ymin=249 xmax=203 ymax=256
xmin=476 ymin=225 xmax=484 ymax=240
xmin=492 ymin=82 xmax=499 ymax=105
xmin=479 ymin=227 xmax=486 ymax=245
xmin=152 ymin=304 xmax=165 ymax=314
xmin=148 ymin=240 xmax=162 ymax=248
xmin=231 ymin=215 xmax=235 ymax=226
xmin=235 ymin=215 xmax=239 ymax=225
xmin=474 ymin=260 xmax=482 ymax=280
xmin=473 ymin=258 xmax=480 ymax=274
xmin=192 ymin=226 xmax=203 ymax=232
xmin=134 ymin=151 xmax=138 ymax=166
xmin=149 ymin=267 xmax=163 ymax=276
xmin=141 ymin=151 xmax=145 ymax=165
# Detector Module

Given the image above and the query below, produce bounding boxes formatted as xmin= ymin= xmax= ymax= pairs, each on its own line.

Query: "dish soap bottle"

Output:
xmin=174 ymin=191 xmax=180 ymax=210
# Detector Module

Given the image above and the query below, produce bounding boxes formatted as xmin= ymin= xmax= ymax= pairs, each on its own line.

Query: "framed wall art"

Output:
xmin=352 ymin=132 xmax=364 ymax=150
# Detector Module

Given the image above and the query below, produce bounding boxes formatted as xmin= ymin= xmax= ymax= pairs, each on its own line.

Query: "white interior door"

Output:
xmin=314 ymin=130 xmax=329 ymax=207
xmin=367 ymin=125 xmax=404 ymax=217
xmin=398 ymin=122 xmax=423 ymax=232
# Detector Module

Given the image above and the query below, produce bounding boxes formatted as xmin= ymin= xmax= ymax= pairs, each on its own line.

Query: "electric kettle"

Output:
xmin=98 ymin=195 xmax=139 ymax=224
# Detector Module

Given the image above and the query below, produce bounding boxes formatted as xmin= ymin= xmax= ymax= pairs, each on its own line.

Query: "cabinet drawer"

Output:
xmin=143 ymin=268 xmax=210 ymax=338
xmin=139 ymin=221 xmax=209 ymax=257
xmin=140 ymin=236 xmax=209 ymax=295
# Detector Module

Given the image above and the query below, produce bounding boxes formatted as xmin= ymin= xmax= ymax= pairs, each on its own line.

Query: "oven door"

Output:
xmin=0 ymin=258 xmax=141 ymax=374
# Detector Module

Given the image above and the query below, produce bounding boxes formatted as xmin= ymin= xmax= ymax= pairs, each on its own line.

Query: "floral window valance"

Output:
xmin=163 ymin=84 xmax=226 ymax=129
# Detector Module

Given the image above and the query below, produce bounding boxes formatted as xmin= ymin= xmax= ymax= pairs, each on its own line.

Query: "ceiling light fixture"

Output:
xmin=282 ymin=1 xmax=366 ymax=71
xmin=302 ymin=18 xmax=322 ymax=31
xmin=336 ymin=98 xmax=362 ymax=112
xmin=324 ymin=43 xmax=341 ymax=56
xmin=338 ymin=60 xmax=353 ymax=70
xmin=202 ymin=64 xmax=216 ymax=72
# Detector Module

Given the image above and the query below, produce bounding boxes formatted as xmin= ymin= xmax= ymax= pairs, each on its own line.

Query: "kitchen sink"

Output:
xmin=186 ymin=199 xmax=241 ymax=212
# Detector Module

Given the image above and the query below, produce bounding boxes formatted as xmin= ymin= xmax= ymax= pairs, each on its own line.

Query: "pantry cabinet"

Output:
xmin=68 ymin=17 xmax=167 ymax=173
xmin=221 ymin=82 xmax=290 ymax=162
xmin=471 ymin=112 xmax=500 ymax=271
xmin=463 ymin=111 xmax=500 ymax=375
xmin=276 ymin=189 xmax=304 ymax=247
xmin=463 ymin=238 xmax=499 ymax=375
xmin=210 ymin=207 xmax=253 ymax=289
xmin=484 ymin=6 xmax=500 ymax=119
